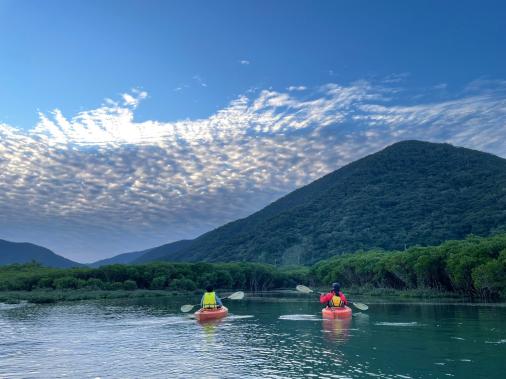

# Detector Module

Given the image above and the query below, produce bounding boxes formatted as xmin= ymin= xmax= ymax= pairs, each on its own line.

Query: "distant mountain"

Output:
xmin=89 ymin=240 xmax=194 ymax=267
xmin=133 ymin=240 xmax=193 ymax=264
xmin=88 ymin=250 xmax=147 ymax=267
xmin=154 ymin=140 xmax=506 ymax=265
xmin=0 ymin=239 xmax=82 ymax=268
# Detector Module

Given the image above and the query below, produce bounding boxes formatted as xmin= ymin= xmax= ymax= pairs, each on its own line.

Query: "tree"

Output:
xmin=150 ymin=276 xmax=167 ymax=290
xmin=123 ymin=280 xmax=137 ymax=291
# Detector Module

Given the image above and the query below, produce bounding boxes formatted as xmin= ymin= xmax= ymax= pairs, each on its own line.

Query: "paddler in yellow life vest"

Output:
xmin=319 ymin=282 xmax=348 ymax=308
xmin=200 ymin=285 xmax=223 ymax=309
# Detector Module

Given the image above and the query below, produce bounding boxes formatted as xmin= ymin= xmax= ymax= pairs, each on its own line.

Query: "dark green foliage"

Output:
xmin=159 ymin=141 xmax=506 ymax=264
xmin=53 ymin=276 xmax=80 ymax=289
xmin=108 ymin=282 xmax=125 ymax=291
xmin=85 ymin=278 xmax=105 ymax=290
xmin=311 ymin=233 xmax=506 ymax=299
xmin=0 ymin=261 xmax=309 ymax=294
xmin=169 ymin=278 xmax=196 ymax=291
xmin=122 ymin=280 xmax=137 ymax=290
xmin=1 ymin=233 xmax=505 ymax=299
xmin=150 ymin=276 xmax=167 ymax=290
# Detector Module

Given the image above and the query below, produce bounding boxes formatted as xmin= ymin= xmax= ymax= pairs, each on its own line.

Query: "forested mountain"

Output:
xmin=89 ymin=250 xmax=147 ymax=267
xmin=89 ymin=240 xmax=193 ymax=267
xmin=0 ymin=239 xmax=82 ymax=268
xmin=133 ymin=240 xmax=193 ymax=264
xmin=154 ymin=141 xmax=506 ymax=265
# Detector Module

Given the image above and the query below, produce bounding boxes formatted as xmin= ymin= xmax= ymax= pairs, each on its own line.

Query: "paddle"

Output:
xmin=180 ymin=291 xmax=245 ymax=313
xmin=295 ymin=284 xmax=369 ymax=311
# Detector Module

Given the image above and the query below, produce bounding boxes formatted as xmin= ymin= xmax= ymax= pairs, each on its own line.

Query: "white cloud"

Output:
xmin=1 ymin=80 xmax=506 ymax=260
xmin=287 ymin=86 xmax=306 ymax=91
xmin=239 ymin=60 xmax=250 ymax=65
xmin=122 ymin=89 xmax=147 ymax=107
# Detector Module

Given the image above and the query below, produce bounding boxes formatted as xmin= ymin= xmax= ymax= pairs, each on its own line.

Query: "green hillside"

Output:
xmin=160 ymin=141 xmax=506 ymax=264
xmin=133 ymin=240 xmax=193 ymax=264
xmin=0 ymin=239 xmax=82 ymax=268
xmin=89 ymin=250 xmax=147 ymax=267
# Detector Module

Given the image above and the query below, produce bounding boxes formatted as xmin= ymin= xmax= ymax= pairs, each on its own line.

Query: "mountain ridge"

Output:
xmin=152 ymin=140 xmax=506 ymax=264
xmin=0 ymin=239 xmax=82 ymax=268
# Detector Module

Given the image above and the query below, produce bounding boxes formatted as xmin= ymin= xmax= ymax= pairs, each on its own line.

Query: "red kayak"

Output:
xmin=194 ymin=306 xmax=228 ymax=321
xmin=322 ymin=306 xmax=352 ymax=319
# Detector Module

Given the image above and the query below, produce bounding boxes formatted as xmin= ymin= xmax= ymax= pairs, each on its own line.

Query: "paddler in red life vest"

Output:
xmin=200 ymin=285 xmax=223 ymax=309
xmin=320 ymin=282 xmax=348 ymax=308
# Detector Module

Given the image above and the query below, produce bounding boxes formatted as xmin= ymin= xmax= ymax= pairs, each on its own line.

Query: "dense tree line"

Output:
xmin=312 ymin=234 xmax=506 ymax=299
xmin=0 ymin=262 xmax=307 ymax=293
xmin=1 ymin=233 xmax=505 ymax=299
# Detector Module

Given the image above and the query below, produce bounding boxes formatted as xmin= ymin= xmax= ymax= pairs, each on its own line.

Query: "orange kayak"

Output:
xmin=194 ymin=306 xmax=228 ymax=321
xmin=322 ymin=306 xmax=352 ymax=319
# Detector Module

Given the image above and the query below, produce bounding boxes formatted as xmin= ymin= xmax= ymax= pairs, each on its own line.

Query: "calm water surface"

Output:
xmin=1 ymin=294 xmax=505 ymax=378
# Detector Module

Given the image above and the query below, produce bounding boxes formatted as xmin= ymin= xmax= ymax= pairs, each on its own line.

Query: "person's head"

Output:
xmin=205 ymin=285 xmax=214 ymax=292
xmin=332 ymin=282 xmax=341 ymax=293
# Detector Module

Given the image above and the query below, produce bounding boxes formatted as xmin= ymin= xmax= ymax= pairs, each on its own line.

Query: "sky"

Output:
xmin=1 ymin=0 xmax=506 ymax=262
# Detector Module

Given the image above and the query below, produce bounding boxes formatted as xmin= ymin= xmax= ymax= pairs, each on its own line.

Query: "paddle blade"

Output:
xmin=180 ymin=304 xmax=195 ymax=313
xmin=296 ymin=285 xmax=313 ymax=294
xmin=352 ymin=302 xmax=369 ymax=311
xmin=227 ymin=291 xmax=245 ymax=300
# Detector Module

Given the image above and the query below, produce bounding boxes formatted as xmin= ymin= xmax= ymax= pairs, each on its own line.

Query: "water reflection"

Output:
xmin=322 ymin=317 xmax=352 ymax=343
xmin=198 ymin=318 xmax=223 ymax=342
xmin=1 ymin=299 xmax=505 ymax=378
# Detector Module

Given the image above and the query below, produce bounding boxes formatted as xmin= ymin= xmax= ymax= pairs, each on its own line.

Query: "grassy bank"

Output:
xmin=0 ymin=287 xmax=464 ymax=306
xmin=0 ymin=289 xmax=194 ymax=304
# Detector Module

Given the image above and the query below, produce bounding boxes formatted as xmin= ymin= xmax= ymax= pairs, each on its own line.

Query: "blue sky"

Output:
xmin=1 ymin=0 xmax=506 ymax=261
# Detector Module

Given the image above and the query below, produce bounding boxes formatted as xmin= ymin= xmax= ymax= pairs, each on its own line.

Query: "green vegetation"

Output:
xmin=0 ymin=289 xmax=181 ymax=304
xmin=1 ymin=233 xmax=506 ymax=303
xmin=311 ymin=233 xmax=506 ymax=299
xmin=158 ymin=141 xmax=506 ymax=265
xmin=0 ymin=261 xmax=308 ymax=297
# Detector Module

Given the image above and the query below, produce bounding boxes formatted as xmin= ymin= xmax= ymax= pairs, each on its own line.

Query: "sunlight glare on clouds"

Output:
xmin=1 ymin=80 xmax=506 ymax=259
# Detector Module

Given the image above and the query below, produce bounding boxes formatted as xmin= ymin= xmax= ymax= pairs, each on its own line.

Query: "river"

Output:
xmin=1 ymin=294 xmax=505 ymax=378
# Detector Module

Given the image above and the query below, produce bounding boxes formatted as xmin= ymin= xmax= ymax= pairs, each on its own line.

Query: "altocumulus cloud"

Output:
xmin=1 ymin=79 xmax=506 ymax=261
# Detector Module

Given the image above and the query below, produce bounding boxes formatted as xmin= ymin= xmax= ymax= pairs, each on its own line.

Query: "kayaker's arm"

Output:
xmin=319 ymin=292 xmax=333 ymax=304
xmin=216 ymin=294 xmax=223 ymax=306
xmin=339 ymin=291 xmax=348 ymax=305
xmin=200 ymin=294 xmax=204 ymax=307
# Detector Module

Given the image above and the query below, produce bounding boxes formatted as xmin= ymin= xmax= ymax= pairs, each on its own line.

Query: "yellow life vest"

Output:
xmin=329 ymin=294 xmax=344 ymax=308
xmin=203 ymin=291 xmax=217 ymax=309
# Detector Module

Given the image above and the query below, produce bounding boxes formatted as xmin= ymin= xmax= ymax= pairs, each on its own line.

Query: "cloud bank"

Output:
xmin=1 ymin=79 xmax=506 ymax=261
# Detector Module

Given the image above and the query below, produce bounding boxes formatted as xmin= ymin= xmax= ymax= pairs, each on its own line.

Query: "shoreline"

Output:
xmin=1 ymin=288 xmax=504 ymax=305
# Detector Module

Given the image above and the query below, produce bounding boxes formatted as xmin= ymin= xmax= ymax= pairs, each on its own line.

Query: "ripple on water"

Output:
xmin=374 ymin=322 xmax=420 ymax=327
xmin=279 ymin=314 xmax=321 ymax=321
xmin=0 ymin=302 xmax=30 ymax=310
xmin=227 ymin=315 xmax=255 ymax=320
xmin=1 ymin=300 xmax=505 ymax=379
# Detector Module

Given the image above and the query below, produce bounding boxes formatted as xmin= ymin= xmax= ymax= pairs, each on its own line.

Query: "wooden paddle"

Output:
xmin=296 ymin=284 xmax=369 ymax=311
xmin=180 ymin=291 xmax=245 ymax=313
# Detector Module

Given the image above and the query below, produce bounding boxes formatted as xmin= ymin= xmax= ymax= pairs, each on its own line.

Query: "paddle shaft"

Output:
xmin=295 ymin=284 xmax=368 ymax=311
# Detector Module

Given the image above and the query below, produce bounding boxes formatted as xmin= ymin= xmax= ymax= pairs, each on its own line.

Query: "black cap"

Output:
xmin=332 ymin=282 xmax=340 ymax=292
xmin=205 ymin=285 xmax=213 ymax=292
